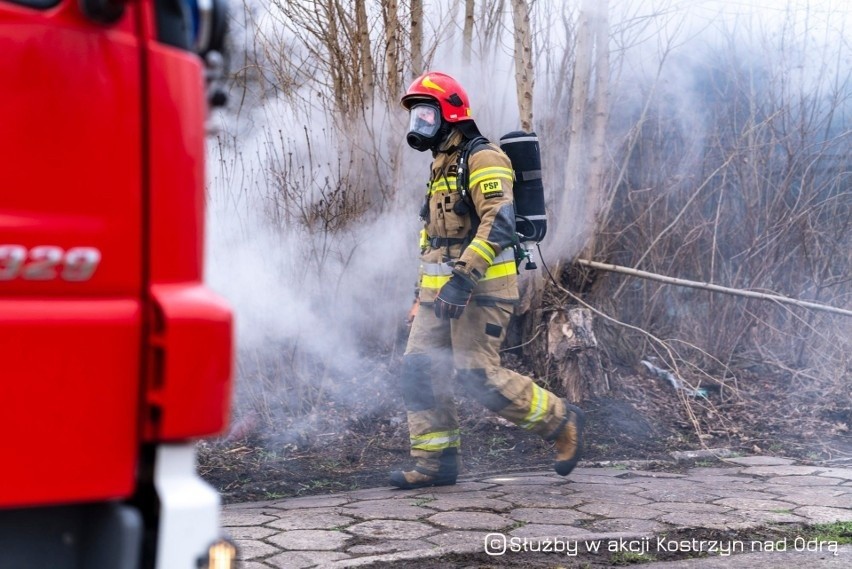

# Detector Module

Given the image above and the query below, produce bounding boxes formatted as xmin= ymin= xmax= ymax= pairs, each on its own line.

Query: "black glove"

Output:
xmin=434 ymin=271 xmax=476 ymax=319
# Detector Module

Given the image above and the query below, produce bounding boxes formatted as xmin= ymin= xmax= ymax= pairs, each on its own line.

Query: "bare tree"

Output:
xmin=511 ymin=0 xmax=534 ymax=131
xmin=267 ymin=0 xmax=368 ymax=116
xmin=478 ymin=0 xmax=506 ymax=60
xmin=355 ymin=0 xmax=374 ymax=104
xmin=382 ymin=0 xmax=403 ymax=100
xmin=463 ymin=0 xmax=475 ymax=66
xmin=410 ymin=0 xmax=423 ymax=77
xmin=579 ymin=0 xmax=610 ymax=259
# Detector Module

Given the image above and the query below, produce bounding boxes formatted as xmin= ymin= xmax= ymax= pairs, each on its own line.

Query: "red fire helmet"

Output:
xmin=401 ymin=71 xmax=473 ymax=123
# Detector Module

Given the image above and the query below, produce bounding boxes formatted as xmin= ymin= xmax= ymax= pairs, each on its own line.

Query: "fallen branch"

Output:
xmin=576 ymin=259 xmax=852 ymax=318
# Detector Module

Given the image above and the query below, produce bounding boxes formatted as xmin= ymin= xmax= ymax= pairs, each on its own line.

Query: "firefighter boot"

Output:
xmin=389 ymin=450 xmax=458 ymax=489
xmin=551 ymin=400 xmax=585 ymax=476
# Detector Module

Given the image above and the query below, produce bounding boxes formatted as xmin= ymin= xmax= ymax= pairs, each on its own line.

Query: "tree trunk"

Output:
xmin=463 ymin=0 xmax=475 ymax=67
xmin=410 ymin=0 xmax=423 ymax=77
xmin=510 ymin=0 xmax=534 ymax=131
xmin=580 ymin=0 xmax=610 ymax=259
xmin=322 ymin=2 xmax=348 ymax=115
xmin=538 ymin=307 xmax=608 ymax=402
xmin=355 ymin=0 xmax=374 ymax=105
xmin=382 ymin=0 xmax=402 ymax=100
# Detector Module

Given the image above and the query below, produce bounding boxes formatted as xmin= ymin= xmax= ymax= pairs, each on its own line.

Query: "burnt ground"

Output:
xmin=198 ymin=351 xmax=852 ymax=505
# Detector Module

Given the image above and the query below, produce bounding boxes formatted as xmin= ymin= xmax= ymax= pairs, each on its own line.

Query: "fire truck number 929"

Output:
xmin=0 ymin=245 xmax=101 ymax=281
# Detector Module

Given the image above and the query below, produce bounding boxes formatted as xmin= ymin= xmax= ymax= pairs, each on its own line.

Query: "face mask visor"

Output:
xmin=408 ymin=104 xmax=441 ymax=144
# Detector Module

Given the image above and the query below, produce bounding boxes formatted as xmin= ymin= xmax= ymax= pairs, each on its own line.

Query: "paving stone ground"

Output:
xmin=222 ymin=456 xmax=852 ymax=568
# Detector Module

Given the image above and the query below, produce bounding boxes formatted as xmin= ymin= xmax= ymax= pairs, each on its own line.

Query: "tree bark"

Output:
xmin=463 ymin=0 xmax=475 ymax=67
xmin=580 ymin=0 xmax=610 ymax=259
xmin=410 ymin=0 xmax=423 ymax=77
xmin=511 ymin=0 xmax=534 ymax=131
xmin=355 ymin=0 xmax=374 ymax=105
xmin=534 ymin=307 xmax=608 ymax=402
xmin=382 ymin=0 xmax=402 ymax=100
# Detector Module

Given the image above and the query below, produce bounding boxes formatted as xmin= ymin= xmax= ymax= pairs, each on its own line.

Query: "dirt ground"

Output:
xmin=198 ymin=351 xmax=852 ymax=504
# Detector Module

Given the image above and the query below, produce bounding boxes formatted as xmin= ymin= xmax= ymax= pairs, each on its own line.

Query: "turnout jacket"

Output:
xmin=418 ymin=131 xmax=519 ymax=304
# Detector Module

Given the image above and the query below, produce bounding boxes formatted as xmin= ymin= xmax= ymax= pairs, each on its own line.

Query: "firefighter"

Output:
xmin=390 ymin=71 xmax=586 ymax=489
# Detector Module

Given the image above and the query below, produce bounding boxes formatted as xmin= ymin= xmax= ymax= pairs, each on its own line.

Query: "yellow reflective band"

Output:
xmin=410 ymin=429 xmax=461 ymax=451
xmin=470 ymin=247 xmax=491 ymax=264
xmin=421 ymin=274 xmax=451 ymax=290
xmin=429 ymin=178 xmax=458 ymax=195
xmin=481 ymin=260 xmax=516 ymax=281
xmin=469 ymin=166 xmax=513 ymax=188
xmin=520 ymin=384 xmax=549 ymax=430
xmin=419 ymin=229 xmax=429 ymax=249
xmin=468 ymin=239 xmax=496 ymax=264
xmin=421 ymin=256 xmax=512 ymax=289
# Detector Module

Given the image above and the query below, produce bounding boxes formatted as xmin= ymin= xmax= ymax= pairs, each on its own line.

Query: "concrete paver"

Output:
xmin=423 ymin=494 xmax=515 ymax=512
xmin=222 ymin=456 xmax=852 ymax=567
xmin=341 ymin=499 xmax=434 ymax=521
xmin=269 ymin=495 xmax=352 ymax=509
xmin=586 ymin=517 xmax=670 ymax=533
xmin=656 ymin=511 xmax=751 ymax=531
xmin=509 ymin=507 xmax=594 ymax=525
xmin=266 ymin=529 xmax=353 ymax=551
xmin=266 ymin=508 xmax=355 ymax=530
xmin=427 ymin=510 xmax=512 ymax=530
xmin=346 ymin=519 xmax=439 ymax=539
xmin=793 ymin=505 xmax=852 ymax=523
xmin=234 ymin=539 xmax=280 ymax=560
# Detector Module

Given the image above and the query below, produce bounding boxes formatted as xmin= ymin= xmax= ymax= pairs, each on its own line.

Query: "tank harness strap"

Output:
xmin=429 ymin=236 xmax=467 ymax=248
xmin=456 ymin=136 xmax=490 ymax=204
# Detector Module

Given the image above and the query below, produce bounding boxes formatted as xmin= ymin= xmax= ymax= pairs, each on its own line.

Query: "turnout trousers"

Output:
xmin=401 ymin=301 xmax=569 ymax=473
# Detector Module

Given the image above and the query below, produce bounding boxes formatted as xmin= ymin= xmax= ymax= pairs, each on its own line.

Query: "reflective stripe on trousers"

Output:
xmin=410 ymin=429 xmax=462 ymax=452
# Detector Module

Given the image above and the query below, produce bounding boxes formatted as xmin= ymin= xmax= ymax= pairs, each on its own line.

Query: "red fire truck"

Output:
xmin=0 ymin=1 xmax=235 ymax=567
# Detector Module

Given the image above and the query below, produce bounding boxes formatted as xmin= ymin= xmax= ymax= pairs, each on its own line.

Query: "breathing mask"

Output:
xmin=406 ymin=103 xmax=446 ymax=152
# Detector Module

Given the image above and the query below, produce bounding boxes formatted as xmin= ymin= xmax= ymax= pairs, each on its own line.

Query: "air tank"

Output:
xmin=499 ymin=131 xmax=547 ymax=242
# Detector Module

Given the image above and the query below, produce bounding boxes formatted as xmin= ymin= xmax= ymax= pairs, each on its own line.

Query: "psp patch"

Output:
xmin=480 ymin=178 xmax=503 ymax=198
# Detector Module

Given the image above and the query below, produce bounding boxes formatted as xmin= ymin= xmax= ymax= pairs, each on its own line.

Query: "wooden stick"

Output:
xmin=575 ymin=258 xmax=852 ymax=318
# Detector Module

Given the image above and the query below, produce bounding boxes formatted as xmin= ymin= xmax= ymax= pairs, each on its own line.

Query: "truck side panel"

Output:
xmin=0 ymin=2 xmax=143 ymax=506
